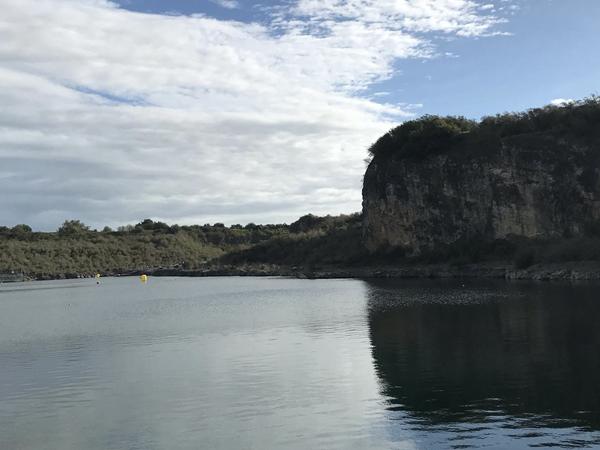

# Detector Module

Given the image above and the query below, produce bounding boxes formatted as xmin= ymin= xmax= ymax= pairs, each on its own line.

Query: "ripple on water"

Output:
xmin=2 ymin=278 xmax=600 ymax=450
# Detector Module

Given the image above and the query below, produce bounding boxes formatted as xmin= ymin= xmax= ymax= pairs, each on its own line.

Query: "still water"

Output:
xmin=1 ymin=277 xmax=599 ymax=449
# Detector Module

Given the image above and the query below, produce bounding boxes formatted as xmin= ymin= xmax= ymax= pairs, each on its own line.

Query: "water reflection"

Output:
xmin=3 ymin=277 xmax=600 ymax=449
xmin=367 ymin=279 xmax=600 ymax=447
xmin=0 ymin=277 xmax=388 ymax=450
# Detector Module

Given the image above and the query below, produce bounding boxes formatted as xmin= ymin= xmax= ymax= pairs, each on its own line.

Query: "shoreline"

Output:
xmin=6 ymin=260 xmax=600 ymax=283
xmin=148 ymin=261 xmax=600 ymax=281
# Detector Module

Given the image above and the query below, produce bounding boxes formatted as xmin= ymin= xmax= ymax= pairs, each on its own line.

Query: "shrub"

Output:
xmin=58 ymin=220 xmax=90 ymax=235
xmin=11 ymin=224 xmax=32 ymax=234
xmin=368 ymin=115 xmax=476 ymax=158
xmin=368 ymin=96 xmax=600 ymax=160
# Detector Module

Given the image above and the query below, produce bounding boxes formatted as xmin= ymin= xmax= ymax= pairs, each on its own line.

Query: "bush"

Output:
xmin=368 ymin=115 xmax=476 ymax=158
xmin=368 ymin=96 xmax=600 ymax=160
xmin=58 ymin=220 xmax=90 ymax=235
xmin=220 ymin=214 xmax=366 ymax=267
xmin=289 ymin=214 xmax=326 ymax=233
xmin=11 ymin=224 xmax=32 ymax=234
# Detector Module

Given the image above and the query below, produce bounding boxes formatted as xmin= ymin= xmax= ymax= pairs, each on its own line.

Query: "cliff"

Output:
xmin=362 ymin=98 xmax=600 ymax=254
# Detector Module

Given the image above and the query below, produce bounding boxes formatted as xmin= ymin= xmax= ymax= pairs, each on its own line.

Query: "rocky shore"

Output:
xmin=6 ymin=261 xmax=600 ymax=283
xmin=142 ymin=261 xmax=600 ymax=281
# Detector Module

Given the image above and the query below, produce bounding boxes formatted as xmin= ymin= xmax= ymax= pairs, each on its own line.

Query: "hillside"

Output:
xmin=0 ymin=216 xmax=362 ymax=279
xmin=0 ymin=220 xmax=287 ymax=278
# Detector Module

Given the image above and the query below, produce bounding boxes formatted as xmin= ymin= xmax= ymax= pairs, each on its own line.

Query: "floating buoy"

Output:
xmin=140 ymin=274 xmax=148 ymax=283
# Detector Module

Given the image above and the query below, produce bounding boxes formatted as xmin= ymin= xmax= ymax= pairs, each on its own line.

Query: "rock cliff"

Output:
xmin=362 ymin=99 xmax=600 ymax=254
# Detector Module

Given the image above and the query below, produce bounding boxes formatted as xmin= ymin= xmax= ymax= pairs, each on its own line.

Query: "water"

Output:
xmin=0 ymin=277 xmax=599 ymax=449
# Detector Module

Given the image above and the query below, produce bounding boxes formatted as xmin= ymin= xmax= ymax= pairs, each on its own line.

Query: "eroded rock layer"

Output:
xmin=362 ymin=105 xmax=600 ymax=254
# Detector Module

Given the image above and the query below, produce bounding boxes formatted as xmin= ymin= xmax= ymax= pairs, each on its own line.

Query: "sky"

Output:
xmin=1 ymin=0 xmax=599 ymax=230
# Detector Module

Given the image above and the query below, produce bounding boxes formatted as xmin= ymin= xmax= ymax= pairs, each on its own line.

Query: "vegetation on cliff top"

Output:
xmin=368 ymin=96 xmax=600 ymax=159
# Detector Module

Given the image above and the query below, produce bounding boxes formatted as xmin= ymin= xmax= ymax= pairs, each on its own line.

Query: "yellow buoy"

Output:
xmin=140 ymin=274 xmax=148 ymax=282
xmin=95 ymin=273 xmax=101 ymax=278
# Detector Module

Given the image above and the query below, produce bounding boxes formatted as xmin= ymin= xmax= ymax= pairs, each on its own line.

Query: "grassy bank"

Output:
xmin=5 ymin=214 xmax=600 ymax=279
xmin=0 ymin=215 xmax=359 ymax=278
xmin=0 ymin=219 xmax=287 ymax=277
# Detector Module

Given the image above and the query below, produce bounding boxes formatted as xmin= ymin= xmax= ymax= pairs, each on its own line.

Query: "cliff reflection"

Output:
xmin=367 ymin=280 xmax=600 ymax=431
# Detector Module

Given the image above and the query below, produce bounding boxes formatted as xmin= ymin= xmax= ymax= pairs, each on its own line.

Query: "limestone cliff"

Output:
xmin=362 ymin=100 xmax=600 ymax=254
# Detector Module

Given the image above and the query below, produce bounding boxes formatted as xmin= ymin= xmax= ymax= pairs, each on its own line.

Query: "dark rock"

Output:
xmin=363 ymin=109 xmax=600 ymax=255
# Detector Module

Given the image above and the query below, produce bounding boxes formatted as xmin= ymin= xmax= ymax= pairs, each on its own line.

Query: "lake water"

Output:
xmin=1 ymin=277 xmax=599 ymax=449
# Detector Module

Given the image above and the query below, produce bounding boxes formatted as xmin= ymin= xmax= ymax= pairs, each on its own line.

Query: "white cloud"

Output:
xmin=0 ymin=0 xmax=509 ymax=229
xmin=291 ymin=0 xmax=507 ymax=37
xmin=208 ymin=0 xmax=240 ymax=9
xmin=550 ymin=98 xmax=574 ymax=106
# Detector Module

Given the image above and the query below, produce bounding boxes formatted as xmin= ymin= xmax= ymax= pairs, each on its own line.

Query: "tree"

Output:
xmin=290 ymin=214 xmax=326 ymax=233
xmin=58 ymin=220 xmax=90 ymax=235
xmin=135 ymin=219 xmax=170 ymax=232
xmin=117 ymin=224 xmax=134 ymax=232
xmin=11 ymin=224 xmax=32 ymax=235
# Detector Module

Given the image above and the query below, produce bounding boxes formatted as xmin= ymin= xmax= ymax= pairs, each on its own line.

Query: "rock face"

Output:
xmin=362 ymin=115 xmax=600 ymax=254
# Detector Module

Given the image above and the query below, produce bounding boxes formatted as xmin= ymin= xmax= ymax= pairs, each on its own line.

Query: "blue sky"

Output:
xmin=114 ymin=0 xmax=600 ymax=118
xmin=1 ymin=0 xmax=599 ymax=229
